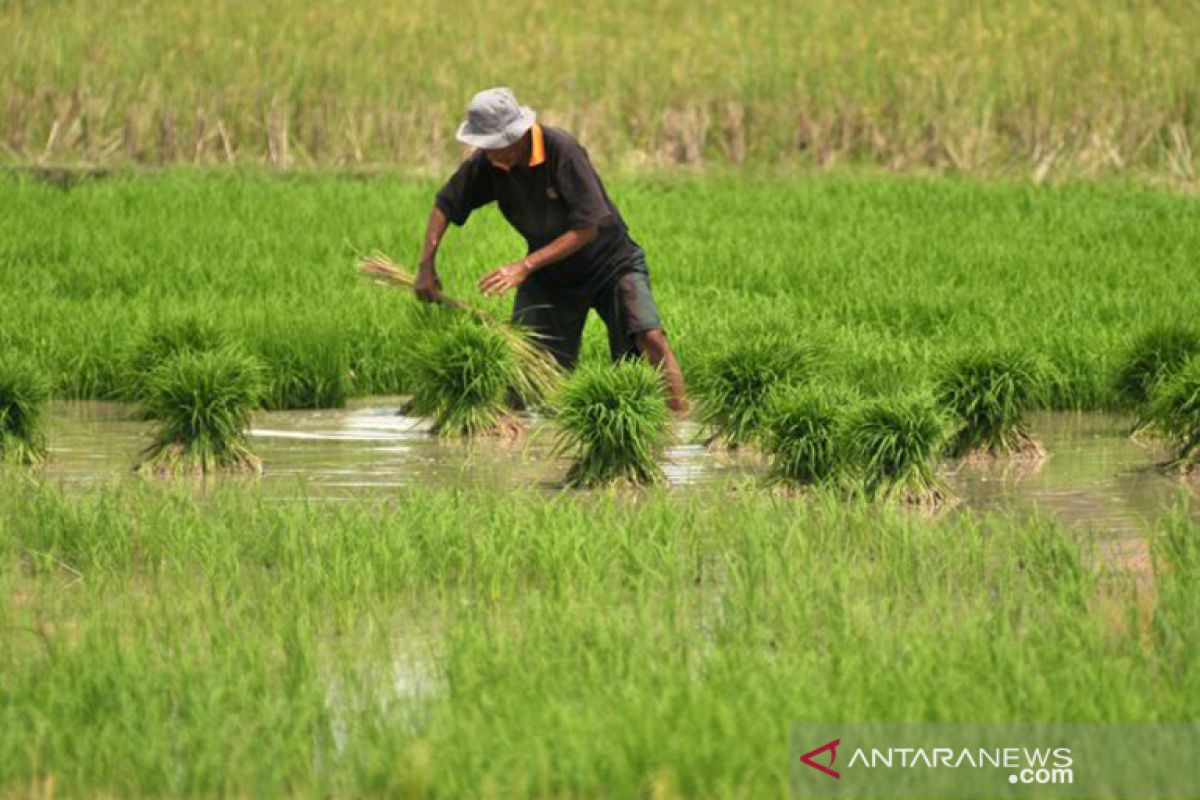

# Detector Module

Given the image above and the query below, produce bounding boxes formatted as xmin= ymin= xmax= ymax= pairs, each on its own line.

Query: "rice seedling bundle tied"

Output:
xmin=935 ymin=351 xmax=1045 ymax=459
xmin=408 ymin=318 xmax=524 ymax=438
xmin=694 ymin=336 xmax=815 ymax=448
xmin=0 ymin=357 xmax=50 ymax=466
xmin=554 ymin=360 xmax=673 ymax=488
xmin=763 ymin=387 xmax=847 ymax=488
xmin=847 ymin=395 xmax=949 ymax=508
xmin=136 ymin=348 xmax=266 ymax=476
xmin=1146 ymin=355 xmax=1200 ymax=476
xmin=123 ymin=316 xmax=229 ymax=402
xmin=359 ymin=253 xmax=563 ymax=425
xmin=1115 ymin=326 xmax=1200 ymax=412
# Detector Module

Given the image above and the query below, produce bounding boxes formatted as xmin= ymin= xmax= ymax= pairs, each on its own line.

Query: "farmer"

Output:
xmin=414 ymin=87 xmax=688 ymax=413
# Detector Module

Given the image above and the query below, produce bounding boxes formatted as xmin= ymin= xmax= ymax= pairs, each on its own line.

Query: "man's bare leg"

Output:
xmin=635 ymin=329 xmax=689 ymax=415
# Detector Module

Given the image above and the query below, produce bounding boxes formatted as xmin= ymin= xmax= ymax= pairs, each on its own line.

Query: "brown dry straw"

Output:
xmin=358 ymin=252 xmax=563 ymax=405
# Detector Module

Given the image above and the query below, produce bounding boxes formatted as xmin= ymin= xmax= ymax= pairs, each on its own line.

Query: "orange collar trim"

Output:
xmin=529 ymin=123 xmax=546 ymax=167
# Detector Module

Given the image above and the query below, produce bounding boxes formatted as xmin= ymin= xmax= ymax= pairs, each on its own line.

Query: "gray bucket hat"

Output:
xmin=455 ymin=87 xmax=537 ymax=149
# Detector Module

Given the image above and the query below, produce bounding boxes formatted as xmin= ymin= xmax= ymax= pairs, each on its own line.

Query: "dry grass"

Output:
xmin=3 ymin=0 xmax=1197 ymax=180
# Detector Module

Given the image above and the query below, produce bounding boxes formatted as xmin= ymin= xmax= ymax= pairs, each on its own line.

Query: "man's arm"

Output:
xmin=414 ymin=205 xmax=450 ymax=302
xmin=478 ymin=226 xmax=598 ymax=297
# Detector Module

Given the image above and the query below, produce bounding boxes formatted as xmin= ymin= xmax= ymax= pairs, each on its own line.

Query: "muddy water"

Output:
xmin=41 ymin=401 xmax=1198 ymax=534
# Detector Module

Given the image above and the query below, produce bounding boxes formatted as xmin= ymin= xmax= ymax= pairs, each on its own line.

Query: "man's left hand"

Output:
xmin=478 ymin=260 xmax=531 ymax=297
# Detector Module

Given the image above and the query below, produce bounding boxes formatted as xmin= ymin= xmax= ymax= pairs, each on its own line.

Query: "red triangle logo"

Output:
xmin=799 ymin=738 xmax=842 ymax=780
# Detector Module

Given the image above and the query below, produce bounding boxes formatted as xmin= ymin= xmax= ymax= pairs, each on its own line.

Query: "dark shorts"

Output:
xmin=511 ymin=260 xmax=664 ymax=370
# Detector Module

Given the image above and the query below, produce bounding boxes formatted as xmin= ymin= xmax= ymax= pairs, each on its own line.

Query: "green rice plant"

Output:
xmin=762 ymin=386 xmax=848 ymax=488
xmin=1145 ymin=355 xmax=1200 ymax=474
xmin=408 ymin=317 xmax=522 ymax=438
xmin=122 ymin=316 xmax=228 ymax=401
xmin=693 ymin=336 xmax=816 ymax=448
xmin=934 ymin=351 xmax=1046 ymax=458
xmin=553 ymin=360 xmax=672 ymax=488
xmin=250 ymin=322 xmax=352 ymax=410
xmin=135 ymin=348 xmax=265 ymax=476
xmin=846 ymin=395 xmax=949 ymax=508
xmin=0 ymin=356 xmax=49 ymax=466
xmin=1115 ymin=326 xmax=1200 ymax=411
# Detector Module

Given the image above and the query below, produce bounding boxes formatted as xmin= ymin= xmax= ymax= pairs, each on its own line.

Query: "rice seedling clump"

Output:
xmin=408 ymin=317 xmax=524 ymax=438
xmin=846 ymin=395 xmax=949 ymax=508
xmin=361 ymin=254 xmax=562 ymax=412
xmin=762 ymin=387 xmax=847 ymax=488
xmin=1115 ymin=326 xmax=1200 ymax=410
xmin=694 ymin=336 xmax=816 ymax=448
xmin=135 ymin=348 xmax=266 ymax=476
xmin=1146 ymin=355 xmax=1200 ymax=476
xmin=935 ymin=351 xmax=1046 ymax=459
xmin=554 ymin=360 xmax=672 ymax=488
xmin=123 ymin=316 xmax=229 ymax=401
xmin=0 ymin=356 xmax=50 ymax=466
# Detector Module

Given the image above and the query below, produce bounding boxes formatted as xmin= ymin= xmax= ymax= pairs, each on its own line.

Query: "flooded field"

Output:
xmin=40 ymin=399 xmax=1198 ymax=536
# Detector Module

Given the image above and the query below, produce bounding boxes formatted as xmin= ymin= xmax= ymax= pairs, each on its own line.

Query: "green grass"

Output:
xmin=135 ymin=348 xmax=266 ymax=475
xmin=693 ymin=336 xmax=817 ymax=448
xmin=553 ymin=360 xmax=672 ymax=487
xmin=1146 ymin=355 xmax=1200 ymax=472
xmin=3 ymin=172 xmax=1200 ymax=414
xmin=0 ymin=478 xmax=1195 ymax=796
xmin=935 ymin=350 xmax=1046 ymax=458
xmin=0 ymin=356 xmax=49 ymax=466
xmin=2 ymin=1 xmax=1197 ymax=178
xmin=846 ymin=395 xmax=949 ymax=507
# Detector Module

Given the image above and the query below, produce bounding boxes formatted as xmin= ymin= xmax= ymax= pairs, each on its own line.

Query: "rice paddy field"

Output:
xmin=4 ymin=1 xmax=1200 ymax=796
xmin=2 ymin=167 xmax=1199 ymax=796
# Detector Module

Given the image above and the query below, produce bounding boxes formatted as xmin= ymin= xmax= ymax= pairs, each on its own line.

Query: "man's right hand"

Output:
xmin=414 ymin=266 xmax=443 ymax=303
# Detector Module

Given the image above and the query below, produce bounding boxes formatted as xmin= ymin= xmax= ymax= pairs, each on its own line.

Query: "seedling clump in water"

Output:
xmin=123 ymin=316 xmax=229 ymax=402
xmin=694 ymin=336 xmax=815 ymax=449
xmin=554 ymin=360 xmax=672 ymax=488
xmin=935 ymin=351 xmax=1045 ymax=459
xmin=762 ymin=386 xmax=847 ymax=489
xmin=1115 ymin=326 xmax=1200 ymax=415
xmin=0 ymin=356 xmax=50 ymax=466
xmin=846 ymin=395 xmax=950 ymax=509
xmin=408 ymin=317 xmax=526 ymax=438
xmin=135 ymin=348 xmax=266 ymax=476
xmin=1146 ymin=355 xmax=1200 ymax=477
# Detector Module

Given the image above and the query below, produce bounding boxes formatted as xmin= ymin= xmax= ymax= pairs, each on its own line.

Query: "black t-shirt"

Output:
xmin=435 ymin=125 xmax=643 ymax=292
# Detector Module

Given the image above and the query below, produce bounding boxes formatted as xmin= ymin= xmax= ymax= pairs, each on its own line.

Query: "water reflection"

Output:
xmin=41 ymin=401 xmax=1198 ymax=534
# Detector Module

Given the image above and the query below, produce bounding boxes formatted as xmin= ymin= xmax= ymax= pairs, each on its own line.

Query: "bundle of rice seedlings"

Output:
xmin=693 ymin=336 xmax=816 ymax=448
xmin=1115 ymin=326 xmax=1200 ymax=411
xmin=135 ymin=348 xmax=265 ymax=477
xmin=553 ymin=360 xmax=673 ymax=488
xmin=409 ymin=317 xmax=523 ymax=438
xmin=359 ymin=253 xmax=561 ymax=407
xmin=1145 ymin=355 xmax=1200 ymax=476
xmin=762 ymin=386 xmax=847 ymax=489
xmin=122 ymin=315 xmax=228 ymax=401
xmin=934 ymin=351 xmax=1046 ymax=459
xmin=846 ymin=395 xmax=950 ymax=509
xmin=0 ymin=357 xmax=50 ymax=466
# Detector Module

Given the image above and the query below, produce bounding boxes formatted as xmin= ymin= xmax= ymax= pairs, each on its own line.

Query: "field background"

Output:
xmin=3 ymin=172 xmax=1198 ymax=410
xmin=4 ymin=0 xmax=1199 ymax=180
